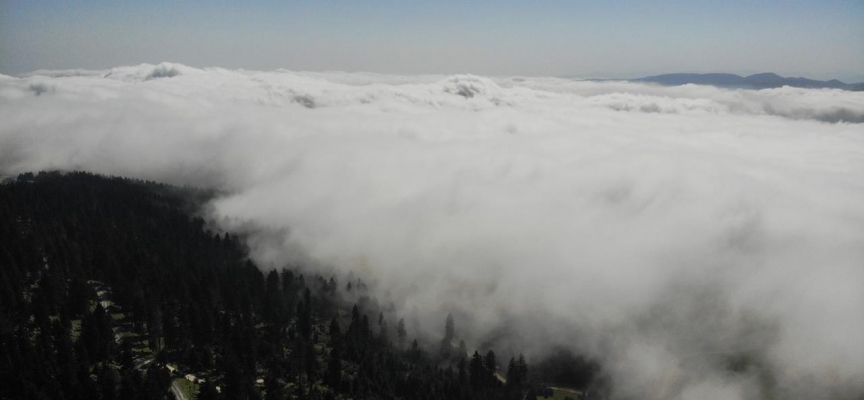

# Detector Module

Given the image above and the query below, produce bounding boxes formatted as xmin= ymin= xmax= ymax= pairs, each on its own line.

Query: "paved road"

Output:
xmin=170 ymin=380 xmax=189 ymax=400
xmin=134 ymin=356 xmax=154 ymax=371
xmin=549 ymin=386 xmax=582 ymax=396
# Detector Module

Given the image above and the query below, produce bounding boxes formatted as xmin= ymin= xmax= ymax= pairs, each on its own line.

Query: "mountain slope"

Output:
xmin=1 ymin=171 xmax=595 ymax=400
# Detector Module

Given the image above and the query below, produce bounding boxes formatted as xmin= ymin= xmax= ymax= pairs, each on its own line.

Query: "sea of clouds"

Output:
xmin=2 ymin=63 xmax=863 ymax=399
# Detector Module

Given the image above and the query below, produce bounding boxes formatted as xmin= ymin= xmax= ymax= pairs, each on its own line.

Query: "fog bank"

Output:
xmin=2 ymin=63 xmax=863 ymax=399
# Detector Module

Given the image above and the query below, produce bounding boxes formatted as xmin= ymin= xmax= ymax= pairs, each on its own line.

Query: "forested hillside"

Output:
xmin=0 ymin=172 xmax=597 ymax=400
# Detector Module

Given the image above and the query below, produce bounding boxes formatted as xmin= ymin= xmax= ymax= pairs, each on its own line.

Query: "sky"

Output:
xmin=1 ymin=64 xmax=863 ymax=399
xmin=1 ymin=0 xmax=863 ymax=81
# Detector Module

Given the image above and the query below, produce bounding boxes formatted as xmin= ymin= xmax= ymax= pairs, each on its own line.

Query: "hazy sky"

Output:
xmin=2 ymin=0 xmax=863 ymax=80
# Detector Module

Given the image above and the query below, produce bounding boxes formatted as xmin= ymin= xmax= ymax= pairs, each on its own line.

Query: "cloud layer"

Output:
xmin=2 ymin=63 xmax=864 ymax=399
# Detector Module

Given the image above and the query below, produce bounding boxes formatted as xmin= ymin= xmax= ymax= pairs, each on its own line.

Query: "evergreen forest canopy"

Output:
xmin=0 ymin=171 xmax=603 ymax=400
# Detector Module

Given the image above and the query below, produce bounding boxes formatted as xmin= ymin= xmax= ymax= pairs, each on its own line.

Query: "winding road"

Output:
xmin=170 ymin=380 xmax=189 ymax=400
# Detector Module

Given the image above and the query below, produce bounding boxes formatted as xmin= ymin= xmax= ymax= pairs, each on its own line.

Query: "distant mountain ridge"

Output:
xmin=632 ymin=72 xmax=864 ymax=91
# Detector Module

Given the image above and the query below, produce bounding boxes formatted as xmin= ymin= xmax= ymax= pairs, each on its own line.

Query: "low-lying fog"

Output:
xmin=2 ymin=63 xmax=863 ymax=399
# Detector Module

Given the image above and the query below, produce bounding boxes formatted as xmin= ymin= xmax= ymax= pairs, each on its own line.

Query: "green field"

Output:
xmin=538 ymin=388 xmax=581 ymax=400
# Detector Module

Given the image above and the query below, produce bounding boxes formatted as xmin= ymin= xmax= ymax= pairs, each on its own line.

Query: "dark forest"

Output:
xmin=0 ymin=171 xmax=601 ymax=400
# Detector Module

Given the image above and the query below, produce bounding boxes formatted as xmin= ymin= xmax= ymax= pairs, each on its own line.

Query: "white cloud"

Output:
xmin=2 ymin=63 xmax=863 ymax=399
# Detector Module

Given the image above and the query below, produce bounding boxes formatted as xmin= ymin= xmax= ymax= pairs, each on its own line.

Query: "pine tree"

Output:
xmin=507 ymin=353 xmax=529 ymax=392
xmin=517 ymin=353 xmax=528 ymax=384
xmin=197 ymin=380 xmax=219 ymax=400
xmin=97 ymin=362 xmax=119 ymax=400
xmin=507 ymin=357 xmax=518 ymax=387
xmin=325 ymin=345 xmax=342 ymax=389
xmin=409 ymin=339 xmax=423 ymax=362
xmin=119 ymin=340 xmax=135 ymax=372
xmin=377 ymin=312 xmax=389 ymax=345
xmin=264 ymin=269 xmax=282 ymax=324
xmin=142 ymin=362 xmax=171 ymax=400
xmin=469 ymin=351 xmax=485 ymax=389
xmin=484 ymin=350 xmax=497 ymax=385
xmin=119 ymin=369 xmax=144 ymax=400
xmin=297 ymin=293 xmax=312 ymax=341
xmin=305 ymin=343 xmax=318 ymax=381
xmin=440 ymin=313 xmax=455 ymax=360
xmin=265 ymin=376 xmax=286 ymax=400
xmin=329 ymin=318 xmax=342 ymax=341
xmin=396 ymin=318 xmax=407 ymax=349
